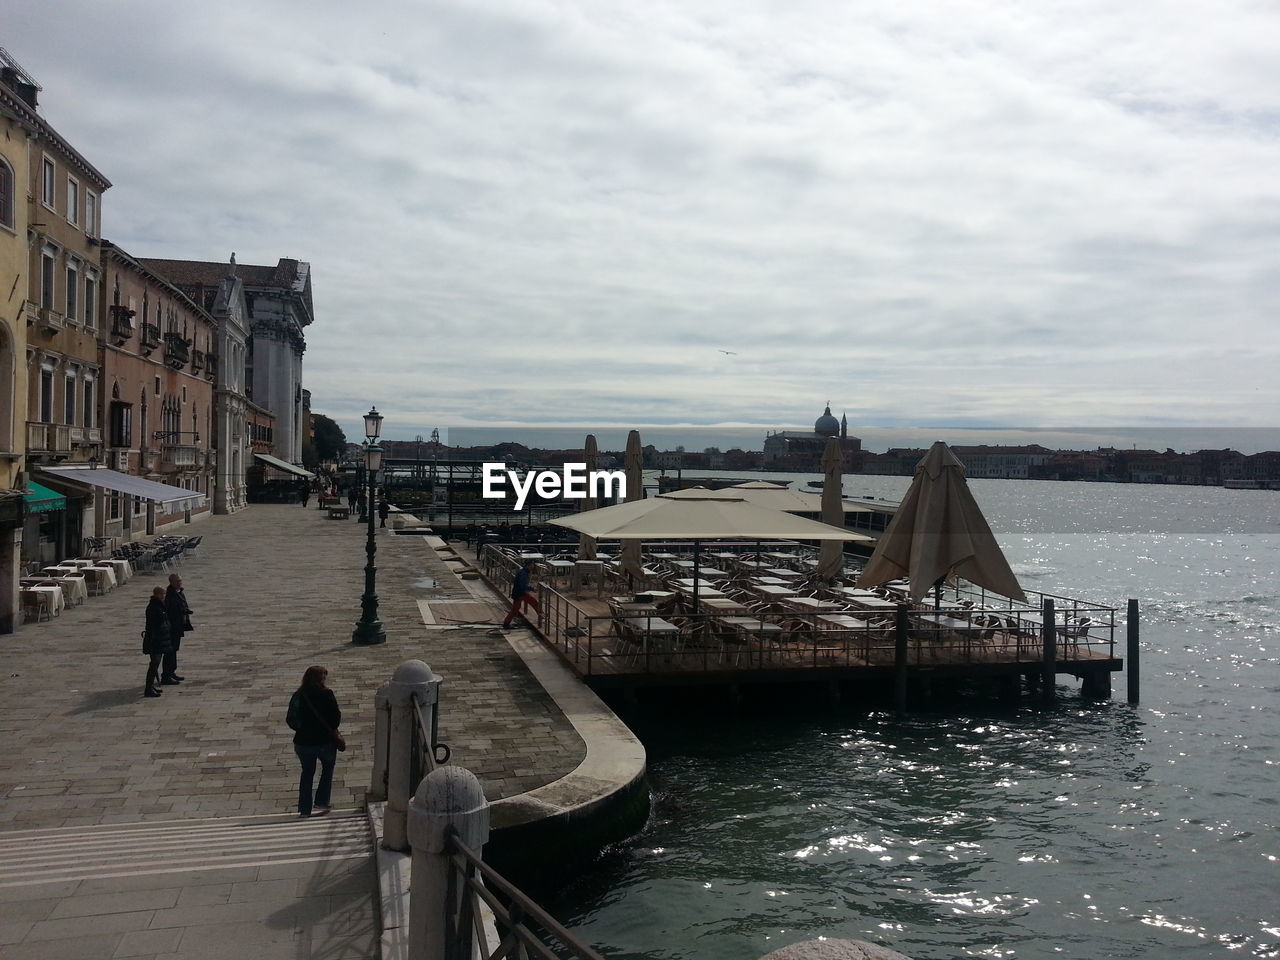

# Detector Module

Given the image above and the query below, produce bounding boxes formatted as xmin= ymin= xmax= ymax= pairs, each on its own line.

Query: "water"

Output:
xmin=550 ymin=476 xmax=1280 ymax=959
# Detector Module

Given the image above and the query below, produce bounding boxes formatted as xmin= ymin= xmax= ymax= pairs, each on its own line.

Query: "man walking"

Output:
xmin=502 ymin=561 xmax=540 ymax=629
xmin=378 ymin=498 xmax=390 ymax=528
xmin=163 ymin=573 xmax=193 ymax=684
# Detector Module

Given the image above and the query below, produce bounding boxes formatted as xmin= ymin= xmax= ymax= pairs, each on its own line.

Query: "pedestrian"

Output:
xmin=300 ymin=483 xmax=310 ymax=508
xmin=163 ymin=572 xmax=193 ymax=684
xmin=502 ymin=560 xmax=541 ymax=629
xmin=346 ymin=487 xmax=357 ymax=511
xmin=142 ymin=586 xmax=172 ymax=698
xmin=285 ymin=665 xmax=344 ymax=817
xmin=378 ymin=498 xmax=390 ymax=528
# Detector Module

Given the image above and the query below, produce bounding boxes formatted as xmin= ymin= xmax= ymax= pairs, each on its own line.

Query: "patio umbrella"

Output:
xmin=814 ymin=438 xmax=845 ymax=581
xmin=552 ymin=491 xmax=871 ymax=611
xmin=856 ymin=440 xmax=1026 ymax=603
xmin=576 ymin=434 xmax=598 ymax=560
xmin=619 ymin=430 xmax=645 ymax=582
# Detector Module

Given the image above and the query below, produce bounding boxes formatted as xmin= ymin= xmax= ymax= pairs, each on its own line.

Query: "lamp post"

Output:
xmin=352 ymin=406 xmax=386 ymax=645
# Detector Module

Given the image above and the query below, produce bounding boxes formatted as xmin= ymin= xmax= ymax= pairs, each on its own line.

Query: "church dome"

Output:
xmin=814 ymin=404 xmax=840 ymax=437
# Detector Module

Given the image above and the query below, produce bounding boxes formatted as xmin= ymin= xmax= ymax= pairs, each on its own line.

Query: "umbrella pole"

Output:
xmin=692 ymin=540 xmax=701 ymax=614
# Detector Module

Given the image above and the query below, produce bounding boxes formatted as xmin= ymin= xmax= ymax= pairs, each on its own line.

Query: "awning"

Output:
xmin=253 ymin=453 xmax=316 ymax=480
xmin=38 ymin=466 xmax=206 ymax=510
xmin=24 ymin=481 xmax=67 ymax=514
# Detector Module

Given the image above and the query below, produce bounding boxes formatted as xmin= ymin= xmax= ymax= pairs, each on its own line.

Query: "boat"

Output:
xmin=807 ymin=480 xmax=823 ymax=488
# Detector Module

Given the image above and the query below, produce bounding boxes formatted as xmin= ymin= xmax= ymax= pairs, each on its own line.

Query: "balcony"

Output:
xmin=191 ymin=349 xmax=205 ymax=373
xmin=34 ymin=306 xmax=65 ymax=335
xmin=141 ymin=322 xmax=162 ymax=356
xmin=25 ymin=422 xmax=72 ymax=456
xmin=70 ymin=426 xmax=101 ymax=446
xmin=109 ymin=305 xmax=136 ymax=344
xmin=164 ymin=333 xmax=191 ymax=369
xmin=159 ymin=444 xmax=200 ymax=471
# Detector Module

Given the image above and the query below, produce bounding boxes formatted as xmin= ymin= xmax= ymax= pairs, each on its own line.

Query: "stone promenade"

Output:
xmin=0 ymin=504 xmax=586 ymax=958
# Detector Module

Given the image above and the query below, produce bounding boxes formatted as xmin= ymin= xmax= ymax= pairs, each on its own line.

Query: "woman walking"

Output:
xmin=142 ymin=586 xmax=172 ymax=698
xmin=286 ymin=665 xmax=343 ymax=817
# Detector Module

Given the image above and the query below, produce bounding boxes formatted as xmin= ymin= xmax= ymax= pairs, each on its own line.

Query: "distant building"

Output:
xmin=763 ymin=405 xmax=861 ymax=471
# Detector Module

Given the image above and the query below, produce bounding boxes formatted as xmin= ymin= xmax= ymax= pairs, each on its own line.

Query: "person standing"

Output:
xmin=346 ymin=487 xmax=358 ymax=512
xmin=300 ymin=483 xmax=310 ymax=507
xmin=163 ymin=573 xmax=193 ymax=684
xmin=502 ymin=561 xmax=541 ymax=629
xmin=378 ymin=498 xmax=390 ymax=528
xmin=286 ymin=665 xmax=343 ymax=817
xmin=142 ymin=586 xmax=172 ymax=698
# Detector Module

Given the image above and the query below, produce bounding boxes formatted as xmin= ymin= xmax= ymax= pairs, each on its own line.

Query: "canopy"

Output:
xmin=39 ymin=466 xmax=206 ymax=510
xmin=253 ymin=453 xmax=315 ymax=480
xmin=856 ymin=441 xmax=1026 ymax=602
xmin=23 ymin=481 xmax=67 ymax=514
xmin=551 ymin=492 xmax=872 ymax=543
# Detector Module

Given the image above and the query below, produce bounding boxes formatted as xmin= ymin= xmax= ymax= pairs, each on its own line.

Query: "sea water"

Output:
xmin=550 ymin=476 xmax=1280 ymax=959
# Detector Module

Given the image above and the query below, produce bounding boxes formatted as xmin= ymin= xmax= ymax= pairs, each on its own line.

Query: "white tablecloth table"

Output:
xmin=83 ymin=565 xmax=118 ymax=594
xmin=21 ymin=585 xmax=65 ymax=620
xmin=100 ymin=558 xmax=134 ymax=583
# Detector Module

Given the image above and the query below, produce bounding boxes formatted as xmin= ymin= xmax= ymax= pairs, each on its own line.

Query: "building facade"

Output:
xmin=141 ymin=257 xmax=311 ymax=465
xmin=763 ymin=406 xmax=862 ymax=471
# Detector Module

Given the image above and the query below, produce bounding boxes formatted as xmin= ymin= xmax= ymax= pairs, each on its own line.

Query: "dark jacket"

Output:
xmin=378 ymin=501 xmax=390 ymax=519
xmin=143 ymin=598 xmax=173 ymax=656
xmin=165 ymin=586 xmax=192 ymax=637
xmin=510 ymin=566 xmax=532 ymax=599
xmin=287 ymin=687 xmax=342 ymax=747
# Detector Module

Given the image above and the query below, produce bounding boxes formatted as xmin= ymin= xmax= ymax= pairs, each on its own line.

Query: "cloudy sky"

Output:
xmin=6 ymin=1 xmax=1278 ymax=448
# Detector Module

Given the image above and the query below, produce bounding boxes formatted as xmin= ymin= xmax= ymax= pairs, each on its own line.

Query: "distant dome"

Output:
xmin=814 ymin=404 xmax=840 ymax=437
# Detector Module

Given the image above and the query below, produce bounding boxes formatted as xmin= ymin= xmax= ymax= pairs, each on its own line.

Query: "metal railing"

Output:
xmin=444 ymin=829 xmax=606 ymax=960
xmin=410 ymin=690 xmax=450 ymax=792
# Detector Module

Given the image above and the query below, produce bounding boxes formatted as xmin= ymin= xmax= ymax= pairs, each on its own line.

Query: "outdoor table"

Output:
xmin=817 ymin=614 xmax=871 ymax=630
xmin=43 ymin=565 xmax=80 ymax=576
xmin=83 ymin=565 xmax=118 ymax=595
xmin=647 ymin=552 xmax=678 ymax=561
xmin=671 ymin=579 xmax=726 ymax=599
xmin=67 ymin=559 xmax=98 ymax=568
xmin=915 ymin=613 xmax=981 ymax=636
xmin=847 ymin=596 xmax=900 ymax=613
xmin=751 ymin=584 xmax=797 ymax=601
xmin=544 ymin=559 xmax=575 ymax=586
xmin=518 ymin=552 xmax=546 ymax=561
xmin=21 ymin=585 xmax=64 ymax=620
xmin=716 ymin=616 xmax=785 ymax=664
xmin=572 ymin=560 xmax=605 ymax=596
xmin=699 ymin=596 xmax=746 ymax=615
xmin=53 ymin=575 xmax=89 ymax=606
xmin=785 ymin=596 xmax=845 ymax=613
xmin=762 ymin=567 xmax=803 ymax=579
xmin=100 ymin=558 xmax=134 ymax=583
xmin=832 ymin=587 xmax=881 ymax=600
xmin=751 ymin=576 xmax=791 ymax=586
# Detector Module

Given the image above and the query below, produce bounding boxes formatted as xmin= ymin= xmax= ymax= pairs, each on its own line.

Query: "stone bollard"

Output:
xmin=407 ymin=766 xmax=489 ymax=960
xmin=368 ymin=681 xmax=391 ymax=802
xmin=758 ymin=939 xmax=914 ymax=960
xmin=382 ymin=659 xmax=442 ymax=852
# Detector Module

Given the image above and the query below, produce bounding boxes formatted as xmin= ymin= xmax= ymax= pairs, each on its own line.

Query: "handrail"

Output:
xmin=446 ymin=828 xmax=606 ymax=960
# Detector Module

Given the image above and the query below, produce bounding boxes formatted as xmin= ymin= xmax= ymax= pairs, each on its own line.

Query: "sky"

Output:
xmin=5 ymin=1 xmax=1279 ymax=451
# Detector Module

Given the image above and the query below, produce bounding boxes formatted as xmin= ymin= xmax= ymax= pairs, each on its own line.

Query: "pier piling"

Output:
xmin=894 ymin=603 xmax=909 ymax=717
xmin=1127 ymin=598 xmax=1140 ymax=705
xmin=1041 ymin=597 xmax=1057 ymax=705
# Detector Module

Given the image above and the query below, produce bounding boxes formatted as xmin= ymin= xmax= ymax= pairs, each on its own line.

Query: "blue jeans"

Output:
xmin=295 ymin=743 xmax=337 ymax=816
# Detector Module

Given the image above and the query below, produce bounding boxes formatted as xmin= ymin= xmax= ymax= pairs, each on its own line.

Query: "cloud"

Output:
xmin=6 ymin=0 xmax=1278 ymax=440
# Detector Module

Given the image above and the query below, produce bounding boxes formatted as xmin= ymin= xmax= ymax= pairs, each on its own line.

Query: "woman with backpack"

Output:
xmin=286 ymin=665 xmax=344 ymax=817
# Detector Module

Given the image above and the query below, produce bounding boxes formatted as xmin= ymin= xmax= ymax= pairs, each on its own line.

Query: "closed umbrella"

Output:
xmin=815 ymin=437 xmax=845 ymax=581
xmin=619 ymin=430 xmax=645 ymax=582
xmin=552 ymin=492 xmax=871 ymax=611
xmin=577 ymin=434 xmax=598 ymax=560
xmin=856 ymin=441 xmax=1026 ymax=603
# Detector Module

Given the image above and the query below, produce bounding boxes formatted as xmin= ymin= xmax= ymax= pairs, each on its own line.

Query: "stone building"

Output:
xmin=763 ymin=405 xmax=862 ymax=471
xmin=142 ymin=257 xmax=311 ymax=466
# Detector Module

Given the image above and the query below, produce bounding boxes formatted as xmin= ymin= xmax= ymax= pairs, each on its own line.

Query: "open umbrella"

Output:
xmin=815 ymin=438 xmax=845 ymax=581
xmin=619 ymin=430 xmax=645 ymax=582
xmin=576 ymin=434 xmax=598 ymax=560
xmin=552 ymin=491 xmax=871 ymax=611
xmin=856 ymin=441 xmax=1026 ymax=603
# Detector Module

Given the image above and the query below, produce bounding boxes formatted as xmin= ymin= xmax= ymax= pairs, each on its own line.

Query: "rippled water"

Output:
xmin=552 ymin=478 xmax=1280 ymax=959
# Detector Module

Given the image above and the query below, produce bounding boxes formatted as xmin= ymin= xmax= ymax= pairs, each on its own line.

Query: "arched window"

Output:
xmin=0 ymin=155 xmax=14 ymax=229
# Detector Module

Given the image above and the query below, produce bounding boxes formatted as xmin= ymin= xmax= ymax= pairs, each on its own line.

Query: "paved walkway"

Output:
xmin=0 ymin=505 xmax=586 ymax=958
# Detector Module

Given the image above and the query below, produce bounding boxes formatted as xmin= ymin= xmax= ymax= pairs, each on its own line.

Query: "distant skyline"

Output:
xmin=5 ymin=2 xmax=1278 ymax=440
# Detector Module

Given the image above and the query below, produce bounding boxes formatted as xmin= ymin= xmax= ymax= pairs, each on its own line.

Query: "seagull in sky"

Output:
xmin=718 ymin=349 xmax=738 ymax=355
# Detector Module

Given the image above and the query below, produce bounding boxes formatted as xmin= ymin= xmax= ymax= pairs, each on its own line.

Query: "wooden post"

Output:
xmin=1127 ymin=598 xmax=1140 ymax=705
xmin=1041 ymin=597 xmax=1056 ymax=705
xmin=894 ymin=603 xmax=910 ymax=717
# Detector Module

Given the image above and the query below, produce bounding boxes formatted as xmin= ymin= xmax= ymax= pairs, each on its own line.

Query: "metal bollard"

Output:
xmin=382 ymin=659 xmax=441 ymax=852
xmin=407 ymin=766 xmax=489 ymax=960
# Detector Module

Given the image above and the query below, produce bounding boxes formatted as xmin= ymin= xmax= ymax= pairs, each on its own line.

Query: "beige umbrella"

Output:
xmin=856 ymin=441 xmax=1026 ymax=603
xmin=576 ymin=434 xmax=598 ymax=560
xmin=815 ymin=438 xmax=845 ymax=581
xmin=619 ymin=430 xmax=645 ymax=581
xmin=552 ymin=492 xmax=871 ymax=610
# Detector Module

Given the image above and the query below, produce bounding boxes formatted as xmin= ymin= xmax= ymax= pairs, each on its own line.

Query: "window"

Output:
xmin=85 ymin=191 xmax=97 ymax=237
xmin=0 ymin=156 xmax=13 ymax=229
xmin=40 ymin=249 xmax=56 ymax=310
xmin=84 ymin=271 xmax=97 ymax=328
xmin=83 ymin=378 xmax=95 ymax=429
xmin=109 ymin=401 xmax=132 ymax=447
xmin=41 ymin=156 xmax=55 ymax=208
xmin=40 ymin=366 xmax=54 ymax=422
xmin=65 ymin=262 xmax=78 ymax=321
xmin=154 ymin=375 xmax=160 ymax=397
xmin=64 ymin=369 xmax=77 ymax=425
xmin=66 ymin=176 xmax=79 ymax=225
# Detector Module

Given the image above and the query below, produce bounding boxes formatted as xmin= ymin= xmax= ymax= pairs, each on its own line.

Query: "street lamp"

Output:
xmin=352 ymin=408 xmax=387 ymax=645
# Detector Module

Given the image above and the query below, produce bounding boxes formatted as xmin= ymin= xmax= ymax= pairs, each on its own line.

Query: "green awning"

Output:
xmin=24 ymin=481 xmax=67 ymax=514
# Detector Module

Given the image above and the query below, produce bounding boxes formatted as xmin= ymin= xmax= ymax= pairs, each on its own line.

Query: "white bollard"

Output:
xmin=382 ymin=659 xmax=442 ymax=852
xmin=368 ymin=681 xmax=391 ymax=802
xmin=407 ymin=766 xmax=489 ymax=960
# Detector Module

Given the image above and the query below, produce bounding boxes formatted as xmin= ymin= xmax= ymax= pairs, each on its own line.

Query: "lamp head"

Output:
xmin=365 ymin=442 xmax=383 ymax=473
xmin=364 ymin=406 xmax=384 ymax=440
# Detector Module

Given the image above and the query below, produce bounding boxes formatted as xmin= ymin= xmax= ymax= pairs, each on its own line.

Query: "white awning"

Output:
xmin=253 ymin=453 xmax=315 ymax=479
xmin=38 ymin=466 xmax=206 ymax=510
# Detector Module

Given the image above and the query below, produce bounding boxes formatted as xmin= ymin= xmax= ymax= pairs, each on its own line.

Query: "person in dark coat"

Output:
xmin=378 ymin=499 xmax=390 ymax=528
xmin=346 ymin=487 xmax=358 ymax=511
xmin=501 ymin=561 xmax=541 ymax=629
xmin=286 ymin=665 xmax=343 ymax=817
xmin=299 ymin=483 xmax=310 ymax=507
xmin=163 ymin=573 xmax=193 ymax=684
xmin=143 ymin=586 xmax=173 ymax=698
